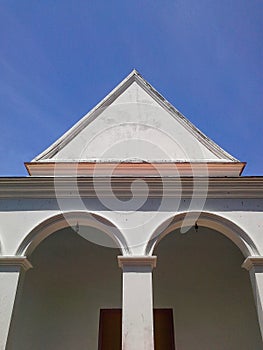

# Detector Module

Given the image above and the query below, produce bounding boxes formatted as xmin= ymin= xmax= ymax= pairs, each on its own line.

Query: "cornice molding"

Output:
xmin=242 ymin=256 xmax=263 ymax=271
xmin=0 ymin=256 xmax=32 ymax=271
xmin=118 ymin=256 xmax=157 ymax=270
xmin=25 ymin=161 xmax=245 ymax=177
xmin=0 ymin=176 xmax=263 ymax=199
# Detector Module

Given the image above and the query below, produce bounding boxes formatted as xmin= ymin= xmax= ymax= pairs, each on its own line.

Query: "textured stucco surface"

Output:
xmin=6 ymin=226 xmax=263 ymax=349
xmin=51 ymin=82 xmax=228 ymax=162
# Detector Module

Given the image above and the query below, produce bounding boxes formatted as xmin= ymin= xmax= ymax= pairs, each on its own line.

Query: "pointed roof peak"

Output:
xmin=121 ymin=68 xmax=153 ymax=88
xmin=131 ymin=68 xmax=140 ymax=74
xmin=117 ymin=68 xmax=145 ymax=86
xmin=27 ymin=71 xmax=245 ymax=177
xmin=129 ymin=68 xmax=141 ymax=76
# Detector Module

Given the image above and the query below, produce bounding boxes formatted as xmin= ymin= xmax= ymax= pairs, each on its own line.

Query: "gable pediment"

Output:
xmin=26 ymin=70 xmax=244 ymax=176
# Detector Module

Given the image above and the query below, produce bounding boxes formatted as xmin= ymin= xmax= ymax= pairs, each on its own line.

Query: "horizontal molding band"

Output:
xmin=118 ymin=256 xmax=157 ymax=269
xmin=0 ymin=177 xmax=263 ymax=199
xmin=242 ymin=256 xmax=263 ymax=271
xmin=25 ymin=161 xmax=245 ymax=177
xmin=0 ymin=256 xmax=32 ymax=271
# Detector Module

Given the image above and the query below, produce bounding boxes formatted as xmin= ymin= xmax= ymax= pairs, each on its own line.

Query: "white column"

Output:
xmin=242 ymin=256 xmax=263 ymax=341
xmin=0 ymin=257 xmax=32 ymax=350
xmin=118 ymin=256 xmax=157 ymax=350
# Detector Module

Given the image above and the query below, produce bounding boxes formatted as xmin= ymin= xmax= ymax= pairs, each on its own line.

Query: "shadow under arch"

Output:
xmin=16 ymin=211 xmax=130 ymax=256
xmin=145 ymin=211 xmax=259 ymax=257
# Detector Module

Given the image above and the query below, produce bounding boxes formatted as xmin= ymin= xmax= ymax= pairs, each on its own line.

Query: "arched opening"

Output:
xmin=7 ymin=225 xmax=122 ymax=350
xmin=153 ymin=225 xmax=262 ymax=349
xmin=146 ymin=211 xmax=259 ymax=257
xmin=16 ymin=211 xmax=129 ymax=256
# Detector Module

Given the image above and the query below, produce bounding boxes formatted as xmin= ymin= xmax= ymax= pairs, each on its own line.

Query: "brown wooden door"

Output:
xmin=98 ymin=309 xmax=122 ymax=350
xmin=154 ymin=309 xmax=176 ymax=350
xmin=98 ymin=308 xmax=175 ymax=350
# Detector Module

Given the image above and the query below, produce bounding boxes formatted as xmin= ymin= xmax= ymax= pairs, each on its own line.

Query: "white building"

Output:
xmin=1 ymin=70 xmax=263 ymax=350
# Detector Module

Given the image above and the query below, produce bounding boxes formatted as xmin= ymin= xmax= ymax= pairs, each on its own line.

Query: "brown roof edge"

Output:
xmin=24 ymin=161 xmax=246 ymax=177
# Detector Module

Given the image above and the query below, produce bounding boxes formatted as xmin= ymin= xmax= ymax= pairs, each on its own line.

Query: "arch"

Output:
xmin=16 ymin=211 xmax=130 ymax=256
xmin=145 ymin=211 xmax=259 ymax=257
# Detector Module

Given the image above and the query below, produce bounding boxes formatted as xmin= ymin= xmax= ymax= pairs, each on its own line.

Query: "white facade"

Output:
xmin=0 ymin=70 xmax=263 ymax=349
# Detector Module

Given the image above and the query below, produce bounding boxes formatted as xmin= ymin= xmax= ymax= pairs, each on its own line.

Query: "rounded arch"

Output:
xmin=16 ymin=211 xmax=130 ymax=256
xmin=145 ymin=211 xmax=259 ymax=257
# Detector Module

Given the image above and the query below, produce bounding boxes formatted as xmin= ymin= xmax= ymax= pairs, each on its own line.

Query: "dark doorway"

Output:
xmin=154 ymin=309 xmax=176 ymax=350
xmin=98 ymin=309 xmax=122 ymax=350
xmin=98 ymin=308 xmax=175 ymax=350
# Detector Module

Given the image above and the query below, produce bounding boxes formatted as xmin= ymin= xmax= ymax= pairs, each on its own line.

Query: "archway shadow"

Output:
xmin=7 ymin=227 xmax=122 ymax=350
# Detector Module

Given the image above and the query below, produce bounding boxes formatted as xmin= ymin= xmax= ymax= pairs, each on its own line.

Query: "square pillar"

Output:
xmin=242 ymin=256 xmax=263 ymax=342
xmin=0 ymin=257 xmax=32 ymax=350
xmin=118 ymin=256 xmax=157 ymax=350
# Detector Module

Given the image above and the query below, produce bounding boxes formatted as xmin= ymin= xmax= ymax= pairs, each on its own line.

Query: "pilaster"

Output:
xmin=0 ymin=256 xmax=32 ymax=350
xmin=118 ymin=256 xmax=157 ymax=350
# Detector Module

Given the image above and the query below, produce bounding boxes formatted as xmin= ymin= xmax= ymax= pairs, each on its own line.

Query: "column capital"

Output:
xmin=0 ymin=256 xmax=32 ymax=271
xmin=242 ymin=256 xmax=263 ymax=271
xmin=118 ymin=256 xmax=157 ymax=270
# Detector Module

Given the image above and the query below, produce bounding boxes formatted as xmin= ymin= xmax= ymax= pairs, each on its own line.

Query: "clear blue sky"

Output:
xmin=0 ymin=1 xmax=262 ymax=176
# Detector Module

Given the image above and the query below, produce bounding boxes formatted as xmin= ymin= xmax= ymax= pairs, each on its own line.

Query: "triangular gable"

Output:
xmin=26 ymin=70 xmax=245 ymax=176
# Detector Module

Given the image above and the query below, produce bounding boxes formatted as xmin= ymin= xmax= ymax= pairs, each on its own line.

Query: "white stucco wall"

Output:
xmin=0 ymin=191 xmax=262 ymax=349
xmin=6 ymin=226 xmax=263 ymax=350
xmin=0 ymin=196 xmax=263 ymax=256
xmin=51 ymin=82 xmax=226 ymax=162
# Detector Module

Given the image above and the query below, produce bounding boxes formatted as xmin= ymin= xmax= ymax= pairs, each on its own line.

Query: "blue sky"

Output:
xmin=0 ymin=0 xmax=262 ymax=176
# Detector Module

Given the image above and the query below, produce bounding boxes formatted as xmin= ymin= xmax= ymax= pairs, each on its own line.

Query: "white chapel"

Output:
xmin=0 ymin=70 xmax=263 ymax=350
